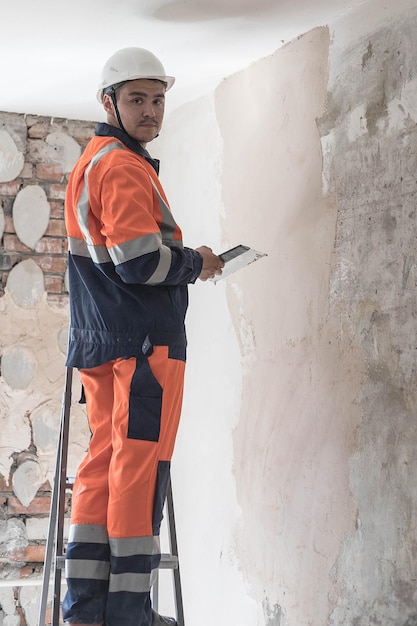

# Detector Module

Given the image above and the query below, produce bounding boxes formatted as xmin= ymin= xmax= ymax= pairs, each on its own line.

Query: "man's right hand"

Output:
xmin=195 ymin=246 xmax=225 ymax=281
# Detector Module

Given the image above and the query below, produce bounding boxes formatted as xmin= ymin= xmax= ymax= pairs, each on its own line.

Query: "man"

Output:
xmin=62 ymin=47 xmax=224 ymax=626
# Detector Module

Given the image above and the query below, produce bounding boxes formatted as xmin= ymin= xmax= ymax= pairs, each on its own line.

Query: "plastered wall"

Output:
xmin=156 ymin=2 xmax=417 ymax=625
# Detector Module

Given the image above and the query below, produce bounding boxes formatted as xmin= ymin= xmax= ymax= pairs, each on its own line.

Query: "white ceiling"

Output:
xmin=0 ymin=0 xmax=365 ymax=122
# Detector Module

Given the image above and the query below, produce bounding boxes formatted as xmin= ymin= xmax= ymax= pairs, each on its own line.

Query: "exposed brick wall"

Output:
xmin=0 ymin=112 xmax=95 ymax=307
xmin=0 ymin=111 xmax=95 ymax=625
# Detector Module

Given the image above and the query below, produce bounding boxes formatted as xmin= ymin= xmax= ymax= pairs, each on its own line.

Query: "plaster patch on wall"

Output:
xmin=13 ymin=185 xmax=51 ymax=249
xmin=0 ymin=587 xmax=17 ymax=617
xmin=2 ymin=613 xmax=19 ymax=626
xmin=19 ymin=585 xmax=41 ymax=626
xmin=31 ymin=403 xmax=61 ymax=455
xmin=12 ymin=458 xmax=45 ymax=507
xmin=0 ymin=129 xmax=24 ymax=182
xmin=1 ymin=346 xmax=36 ymax=390
xmin=0 ymin=401 xmax=31 ymax=480
xmin=215 ymin=25 xmax=364 ymax=626
xmin=58 ymin=325 xmax=69 ymax=354
xmin=0 ymin=289 xmax=87 ymax=485
xmin=6 ymin=259 xmax=44 ymax=308
xmin=229 ymin=282 xmax=256 ymax=364
xmin=0 ymin=518 xmax=27 ymax=553
xmin=45 ymin=131 xmax=81 ymax=174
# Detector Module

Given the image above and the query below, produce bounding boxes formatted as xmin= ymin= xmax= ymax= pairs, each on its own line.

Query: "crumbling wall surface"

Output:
xmin=0 ymin=111 xmax=93 ymax=623
xmin=319 ymin=8 xmax=417 ymax=625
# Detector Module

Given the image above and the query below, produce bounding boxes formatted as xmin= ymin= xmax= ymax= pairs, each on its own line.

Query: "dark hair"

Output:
xmin=102 ymin=81 xmax=127 ymax=102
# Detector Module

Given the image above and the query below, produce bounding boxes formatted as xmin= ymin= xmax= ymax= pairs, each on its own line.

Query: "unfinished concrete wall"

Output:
xmin=319 ymin=7 xmax=417 ymax=624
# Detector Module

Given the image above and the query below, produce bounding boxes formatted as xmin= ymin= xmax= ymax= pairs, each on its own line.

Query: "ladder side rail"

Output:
xmin=37 ymin=416 xmax=63 ymax=626
xmin=52 ymin=366 xmax=73 ymax=626
xmin=166 ymin=480 xmax=185 ymax=626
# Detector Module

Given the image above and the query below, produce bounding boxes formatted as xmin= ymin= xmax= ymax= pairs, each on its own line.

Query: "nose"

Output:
xmin=142 ymin=101 xmax=156 ymax=117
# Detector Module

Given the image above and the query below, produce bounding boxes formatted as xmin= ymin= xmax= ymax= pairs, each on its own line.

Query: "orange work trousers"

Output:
xmin=63 ymin=346 xmax=185 ymax=626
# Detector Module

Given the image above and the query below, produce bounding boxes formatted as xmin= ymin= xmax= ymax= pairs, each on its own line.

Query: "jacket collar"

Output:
xmin=94 ymin=123 xmax=160 ymax=174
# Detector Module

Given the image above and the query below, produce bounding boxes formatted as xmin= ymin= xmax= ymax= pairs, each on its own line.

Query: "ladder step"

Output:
xmin=159 ymin=554 xmax=179 ymax=569
xmin=56 ymin=553 xmax=178 ymax=570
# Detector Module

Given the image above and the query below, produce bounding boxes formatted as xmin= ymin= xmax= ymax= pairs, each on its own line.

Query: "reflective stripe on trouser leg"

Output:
xmin=63 ymin=348 xmax=185 ymax=626
xmin=63 ymin=361 xmax=115 ymax=624
xmin=63 ymin=524 xmax=110 ymax=623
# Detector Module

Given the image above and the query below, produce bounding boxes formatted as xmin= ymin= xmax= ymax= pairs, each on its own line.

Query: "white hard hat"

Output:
xmin=96 ymin=47 xmax=175 ymax=102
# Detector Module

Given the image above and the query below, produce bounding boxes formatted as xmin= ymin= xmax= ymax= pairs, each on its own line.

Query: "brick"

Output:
xmin=34 ymin=237 xmax=64 ymax=254
xmin=0 ymin=181 xmax=21 ymax=196
xmin=44 ymin=275 xmax=64 ymax=293
xmin=49 ymin=200 xmax=64 ymax=219
xmin=45 ymin=219 xmax=67 ymax=237
xmin=38 ymin=480 xmax=51 ymax=492
xmin=47 ymin=293 xmax=69 ymax=308
xmin=66 ymin=121 xmax=95 ymax=144
xmin=5 ymin=544 xmax=46 ymax=563
xmin=19 ymin=564 xmax=37 ymax=578
xmin=36 ymin=163 xmax=65 ymax=182
xmin=35 ymin=256 xmax=66 ymax=273
xmin=21 ymin=162 xmax=33 ymax=179
xmin=49 ymin=184 xmax=67 ymax=201
xmin=4 ymin=215 xmax=15 ymax=233
xmin=24 ymin=545 xmax=46 ymax=562
xmin=7 ymin=495 xmax=51 ymax=515
xmin=3 ymin=234 xmax=30 ymax=253
xmin=28 ymin=122 xmax=50 ymax=139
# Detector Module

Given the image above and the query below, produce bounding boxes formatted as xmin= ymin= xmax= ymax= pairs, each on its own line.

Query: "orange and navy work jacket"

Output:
xmin=65 ymin=123 xmax=203 ymax=369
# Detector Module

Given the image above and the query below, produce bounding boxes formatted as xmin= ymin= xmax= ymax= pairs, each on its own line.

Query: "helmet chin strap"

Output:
xmin=109 ymin=87 xmax=128 ymax=135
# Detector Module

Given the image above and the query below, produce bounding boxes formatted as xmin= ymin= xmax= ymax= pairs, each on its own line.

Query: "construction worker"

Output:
xmin=62 ymin=47 xmax=224 ymax=626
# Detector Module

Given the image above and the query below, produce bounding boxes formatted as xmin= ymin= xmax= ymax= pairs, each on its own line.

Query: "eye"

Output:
xmin=133 ymin=97 xmax=144 ymax=104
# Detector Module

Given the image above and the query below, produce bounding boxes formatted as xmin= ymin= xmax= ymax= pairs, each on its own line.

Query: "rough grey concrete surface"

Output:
xmin=318 ymin=9 xmax=417 ymax=625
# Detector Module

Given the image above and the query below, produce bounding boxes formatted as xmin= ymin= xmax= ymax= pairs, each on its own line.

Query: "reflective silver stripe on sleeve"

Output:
xmin=144 ymin=245 xmax=172 ymax=285
xmin=68 ymin=237 xmax=111 ymax=263
xmin=68 ymin=524 xmax=109 ymax=544
xmin=65 ymin=559 xmax=110 ymax=580
xmin=109 ymin=572 xmax=153 ymax=594
xmin=109 ymin=535 xmax=160 ymax=558
xmin=148 ymin=177 xmax=182 ymax=247
xmin=68 ymin=236 xmax=89 ymax=256
xmin=108 ymin=232 xmax=162 ymax=265
xmin=74 ymin=142 xmax=125 ymax=261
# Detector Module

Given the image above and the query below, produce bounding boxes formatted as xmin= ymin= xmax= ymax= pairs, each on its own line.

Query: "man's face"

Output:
xmin=103 ymin=78 xmax=166 ymax=145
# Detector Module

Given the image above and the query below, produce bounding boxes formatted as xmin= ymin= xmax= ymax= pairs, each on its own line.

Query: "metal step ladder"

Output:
xmin=37 ymin=366 xmax=185 ymax=626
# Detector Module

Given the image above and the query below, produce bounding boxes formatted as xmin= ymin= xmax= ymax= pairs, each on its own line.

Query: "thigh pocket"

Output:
xmin=128 ymin=358 xmax=162 ymax=442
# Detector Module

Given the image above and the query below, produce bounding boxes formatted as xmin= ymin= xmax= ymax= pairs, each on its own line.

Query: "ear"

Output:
xmin=102 ymin=93 xmax=114 ymax=114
